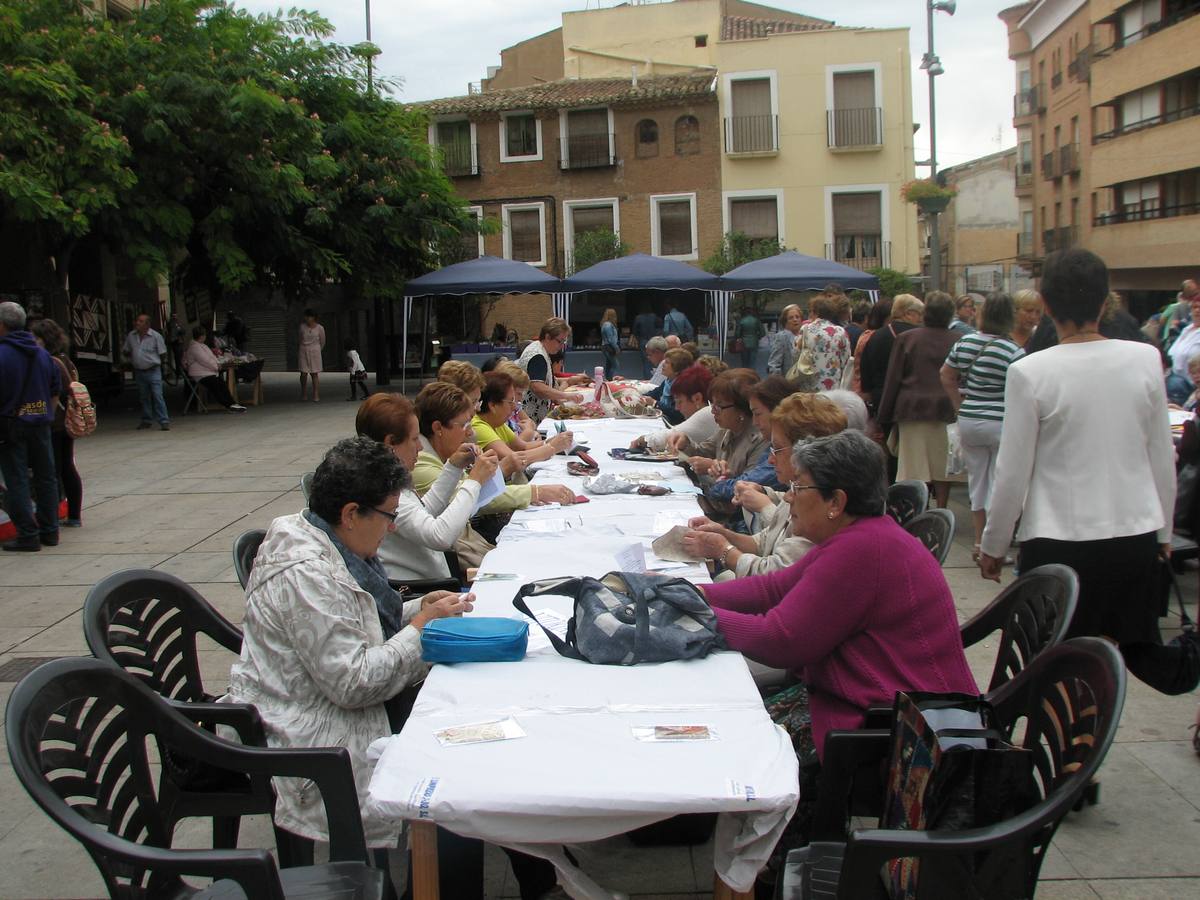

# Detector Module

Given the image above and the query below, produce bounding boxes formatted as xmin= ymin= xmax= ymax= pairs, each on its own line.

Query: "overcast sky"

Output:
xmin=235 ymin=0 xmax=1019 ymax=170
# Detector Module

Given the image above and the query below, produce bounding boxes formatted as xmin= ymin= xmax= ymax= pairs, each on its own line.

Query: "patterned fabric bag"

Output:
xmin=512 ymin=571 xmax=725 ymax=665
xmin=64 ymin=381 xmax=98 ymax=438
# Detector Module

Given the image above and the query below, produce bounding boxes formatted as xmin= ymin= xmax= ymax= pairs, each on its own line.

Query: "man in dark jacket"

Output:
xmin=0 ymin=302 xmax=61 ymax=551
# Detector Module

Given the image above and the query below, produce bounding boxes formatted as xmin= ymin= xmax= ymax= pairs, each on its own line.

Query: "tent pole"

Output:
xmin=401 ymin=296 xmax=412 ymax=394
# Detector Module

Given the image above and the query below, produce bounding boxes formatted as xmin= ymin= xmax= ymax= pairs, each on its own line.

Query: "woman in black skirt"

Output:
xmin=980 ymin=249 xmax=1196 ymax=705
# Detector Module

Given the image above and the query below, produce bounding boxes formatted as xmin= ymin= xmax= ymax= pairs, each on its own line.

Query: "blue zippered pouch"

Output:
xmin=421 ymin=617 xmax=529 ymax=663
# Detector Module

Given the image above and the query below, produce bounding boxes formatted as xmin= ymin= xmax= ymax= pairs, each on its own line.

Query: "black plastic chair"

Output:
xmin=782 ymin=638 xmax=1125 ymax=900
xmin=82 ymin=569 xmax=281 ymax=856
xmin=885 ymin=480 xmax=928 ymax=527
xmin=903 ymin=507 xmax=955 ymax=565
xmin=299 ymin=472 xmax=314 ymax=502
xmin=960 ymin=563 xmax=1079 ymax=692
xmin=233 ymin=528 xmax=267 ymax=590
xmin=6 ymin=657 xmax=382 ymax=900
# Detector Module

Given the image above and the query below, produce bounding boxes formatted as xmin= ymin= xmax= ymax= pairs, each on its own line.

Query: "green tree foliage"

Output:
xmin=867 ymin=266 xmax=915 ymax=298
xmin=701 ymin=231 xmax=786 ymax=276
xmin=0 ymin=0 xmax=480 ymax=303
xmin=569 ymin=228 xmax=628 ymax=275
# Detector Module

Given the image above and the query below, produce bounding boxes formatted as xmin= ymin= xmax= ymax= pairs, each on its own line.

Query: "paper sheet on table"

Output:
xmin=614 ymin=542 xmax=647 ymax=573
xmin=652 ymin=510 xmax=695 ymax=534
xmin=660 ymin=479 xmax=704 ymax=495
xmin=520 ymin=607 xmax=570 ymax=653
xmin=1170 ymin=408 xmax=1192 ymax=428
xmin=519 ymin=518 xmax=577 ymax=533
xmin=472 ymin=468 xmax=506 ymax=514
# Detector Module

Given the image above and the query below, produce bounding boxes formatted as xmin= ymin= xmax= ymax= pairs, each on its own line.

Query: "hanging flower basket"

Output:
xmin=901 ymin=179 xmax=957 ymax=215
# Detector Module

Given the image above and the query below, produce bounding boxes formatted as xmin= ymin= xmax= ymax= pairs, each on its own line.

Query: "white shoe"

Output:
xmin=230 ymin=404 xmax=247 ymax=412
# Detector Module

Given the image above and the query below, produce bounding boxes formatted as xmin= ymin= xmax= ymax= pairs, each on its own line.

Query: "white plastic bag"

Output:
xmin=946 ymin=422 xmax=966 ymax=476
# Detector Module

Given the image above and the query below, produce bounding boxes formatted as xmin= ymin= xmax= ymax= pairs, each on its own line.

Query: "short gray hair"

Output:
xmin=645 ymin=336 xmax=668 ymax=353
xmin=791 ymin=430 xmax=887 ymax=517
xmin=0 ymin=301 xmax=26 ymax=331
xmin=821 ymin=390 xmax=869 ymax=432
xmin=309 ymin=436 xmax=410 ymax=525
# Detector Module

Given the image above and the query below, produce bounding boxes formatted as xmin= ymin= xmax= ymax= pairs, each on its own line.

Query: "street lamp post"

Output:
xmin=922 ymin=0 xmax=955 ymax=293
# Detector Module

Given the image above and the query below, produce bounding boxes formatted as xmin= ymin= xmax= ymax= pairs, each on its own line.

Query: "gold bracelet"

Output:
xmin=720 ymin=543 xmax=736 ymax=566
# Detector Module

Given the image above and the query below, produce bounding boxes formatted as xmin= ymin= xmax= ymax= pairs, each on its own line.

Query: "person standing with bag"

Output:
xmin=599 ymin=307 xmax=620 ymax=381
xmin=30 ymin=318 xmax=84 ymax=529
xmin=0 ymin=302 xmax=61 ymax=552
xmin=940 ymin=293 xmax=1024 ymax=559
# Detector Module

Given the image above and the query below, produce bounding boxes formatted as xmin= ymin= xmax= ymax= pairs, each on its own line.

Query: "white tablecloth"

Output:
xmin=365 ymin=417 xmax=798 ymax=897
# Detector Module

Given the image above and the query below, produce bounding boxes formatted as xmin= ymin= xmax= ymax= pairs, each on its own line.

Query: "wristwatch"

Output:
xmin=719 ymin=543 xmax=736 ymax=566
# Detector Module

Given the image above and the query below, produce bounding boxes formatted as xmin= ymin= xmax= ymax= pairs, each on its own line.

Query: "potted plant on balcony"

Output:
xmin=901 ymin=179 xmax=958 ymax=215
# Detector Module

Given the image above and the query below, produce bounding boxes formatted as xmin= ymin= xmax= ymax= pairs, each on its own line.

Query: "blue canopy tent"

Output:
xmin=400 ymin=256 xmax=566 ymax=390
xmin=718 ymin=251 xmax=882 ymax=293
xmin=561 ymin=253 xmax=728 ymax=354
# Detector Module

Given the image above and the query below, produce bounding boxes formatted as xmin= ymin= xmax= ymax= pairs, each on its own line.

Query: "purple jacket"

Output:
xmin=705 ymin=515 xmax=977 ymax=759
xmin=0 ymin=330 xmax=60 ymax=425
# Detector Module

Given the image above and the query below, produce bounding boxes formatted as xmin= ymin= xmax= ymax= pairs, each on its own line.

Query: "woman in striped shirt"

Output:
xmin=940 ymin=293 xmax=1025 ymax=560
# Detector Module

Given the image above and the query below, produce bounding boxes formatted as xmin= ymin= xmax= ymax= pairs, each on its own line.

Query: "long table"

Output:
xmin=365 ymin=417 xmax=798 ymax=899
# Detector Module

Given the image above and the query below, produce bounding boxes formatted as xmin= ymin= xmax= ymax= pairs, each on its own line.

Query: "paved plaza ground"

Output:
xmin=0 ymin=371 xmax=1197 ymax=898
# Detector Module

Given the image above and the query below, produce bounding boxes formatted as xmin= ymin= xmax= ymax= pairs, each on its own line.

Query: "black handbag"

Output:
xmin=1129 ymin=563 xmax=1200 ymax=696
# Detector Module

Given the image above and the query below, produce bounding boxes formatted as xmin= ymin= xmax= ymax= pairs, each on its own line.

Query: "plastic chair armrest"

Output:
xmin=172 ymin=700 xmax=267 ymax=747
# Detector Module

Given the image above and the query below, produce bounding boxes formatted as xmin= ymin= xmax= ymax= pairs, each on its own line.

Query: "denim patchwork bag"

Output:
xmin=512 ymin=571 xmax=725 ymax=665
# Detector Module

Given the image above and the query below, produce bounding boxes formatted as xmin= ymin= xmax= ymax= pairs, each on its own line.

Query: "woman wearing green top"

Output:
xmin=471 ymin=371 xmax=574 ymax=477
xmin=412 ymin=383 xmax=577 ymax=518
xmin=940 ymin=292 xmax=1025 ymax=559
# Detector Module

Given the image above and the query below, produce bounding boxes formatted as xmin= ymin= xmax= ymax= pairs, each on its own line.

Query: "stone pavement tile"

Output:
xmin=562 ymin=834 xmax=699 ymax=894
xmin=1051 ymin=744 xmax=1200 ymax=878
xmin=76 ymin=491 xmax=283 ymax=531
xmin=133 ymin=475 xmax=303 ymax=495
xmin=194 ymin=581 xmax=249 ymax=626
xmin=154 ymin=552 xmax=241 ymax=584
xmin=0 ymin=629 xmax=45 ymax=655
xmin=187 ymin=495 xmax=308 ymax=554
xmin=0 ymin=586 xmax=91 ymax=627
xmin=944 ymin=566 xmax=1011 ymax=613
xmin=0 ymin=553 xmax=173 ymax=587
xmin=0 ymin=803 xmax=107 ymax=898
xmin=1034 ymin=881 xmax=1102 ymax=899
xmin=1041 ymin=842 xmax=1085 ymax=880
xmin=197 ymin=648 xmax=242 ymax=695
xmin=1088 ymin=877 xmax=1200 ymax=898
xmin=10 ymin=612 xmax=88 ymax=655
xmin=1113 ymin=677 xmax=1200 ymax=744
xmin=37 ymin=528 xmax=217 ymax=556
xmin=1124 ymin=741 xmax=1200 ymax=809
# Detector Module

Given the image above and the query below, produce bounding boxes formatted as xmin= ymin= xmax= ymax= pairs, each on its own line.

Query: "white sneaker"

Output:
xmin=230 ymin=404 xmax=247 ymax=412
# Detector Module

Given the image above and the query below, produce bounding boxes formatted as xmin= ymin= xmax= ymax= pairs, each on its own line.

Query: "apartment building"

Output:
xmin=424 ymin=0 xmax=918 ymax=289
xmin=1001 ymin=0 xmax=1199 ymax=301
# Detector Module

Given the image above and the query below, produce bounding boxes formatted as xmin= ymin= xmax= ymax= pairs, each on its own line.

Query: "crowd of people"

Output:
xmin=6 ymin=248 xmax=1198 ymax=896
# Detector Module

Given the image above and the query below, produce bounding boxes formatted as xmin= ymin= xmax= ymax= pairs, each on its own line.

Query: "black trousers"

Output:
xmin=197 ymin=374 xmax=237 ymax=409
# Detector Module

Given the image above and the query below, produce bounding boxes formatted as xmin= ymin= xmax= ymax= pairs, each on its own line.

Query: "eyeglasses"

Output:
xmin=712 ymin=402 xmax=738 ymax=412
xmin=767 ymin=444 xmax=790 ymax=458
xmin=787 ymin=482 xmax=824 ymax=496
xmin=364 ymin=505 xmax=400 ymax=526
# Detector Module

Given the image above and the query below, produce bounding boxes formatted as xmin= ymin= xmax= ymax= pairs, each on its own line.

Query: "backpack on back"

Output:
xmin=64 ymin=381 xmax=97 ymax=438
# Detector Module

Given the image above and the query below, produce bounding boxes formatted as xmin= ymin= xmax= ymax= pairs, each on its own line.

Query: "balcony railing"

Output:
xmin=1067 ymin=45 xmax=1092 ymax=81
xmin=1041 ymin=150 xmax=1061 ymax=180
xmin=1017 ymin=232 xmax=1034 ymax=258
xmin=723 ymin=115 xmax=779 ymax=154
xmin=823 ymin=241 xmax=891 ymax=272
xmin=1043 ymin=226 xmax=1079 ymax=253
xmin=1096 ymin=2 xmax=1200 ymax=54
xmin=826 ymin=107 xmax=883 ymax=149
xmin=1094 ymin=200 xmax=1200 ymax=226
xmin=1094 ymin=101 xmax=1200 ymax=143
xmin=1060 ymin=142 xmax=1081 ymax=176
xmin=440 ymin=141 xmax=479 ymax=177
xmin=558 ymin=133 xmax=616 ymax=170
xmin=1013 ymin=83 xmax=1046 ymax=118
xmin=1051 ymin=70 xmax=1063 ymax=90
xmin=1016 ymin=170 xmax=1034 ymax=188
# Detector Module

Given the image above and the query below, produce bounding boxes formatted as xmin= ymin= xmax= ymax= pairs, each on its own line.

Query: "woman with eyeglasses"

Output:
xmin=472 ymin=370 xmax=574 ymax=477
xmin=686 ymin=370 xmax=784 ymax=522
xmin=228 ymin=437 xmax=474 ymax=890
xmin=683 ymin=392 xmax=846 ymax=578
xmin=516 ymin=317 xmax=583 ymax=423
xmin=354 ymin=393 xmax=498 ymax=581
xmin=695 ymin=431 xmax=975 ymax=884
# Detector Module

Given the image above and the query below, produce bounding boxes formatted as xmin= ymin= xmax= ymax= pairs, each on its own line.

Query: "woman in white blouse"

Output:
xmin=980 ymin=250 xmax=1176 ymax=669
xmin=1167 ymin=294 xmax=1200 ymax=388
xmin=630 ymin=363 xmax=719 ymax=453
xmin=355 ymin=393 xmax=498 ymax=581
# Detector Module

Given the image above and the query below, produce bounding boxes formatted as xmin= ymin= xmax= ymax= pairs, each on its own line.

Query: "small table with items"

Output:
xmin=215 ymin=353 xmax=264 ymax=406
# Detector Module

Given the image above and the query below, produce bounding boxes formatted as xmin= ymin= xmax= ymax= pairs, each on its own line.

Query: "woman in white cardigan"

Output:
xmin=980 ymin=250 xmax=1184 ymax=694
xmin=355 ymin=392 xmax=498 ymax=581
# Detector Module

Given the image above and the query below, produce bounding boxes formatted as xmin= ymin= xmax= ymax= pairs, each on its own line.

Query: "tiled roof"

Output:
xmin=413 ymin=73 xmax=717 ymax=116
xmin=720 ymin=15 xmax=837 ymax=41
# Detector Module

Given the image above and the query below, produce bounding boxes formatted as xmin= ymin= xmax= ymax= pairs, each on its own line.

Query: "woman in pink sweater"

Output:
xmin=701 ymin=430 xmax=976 ymax=762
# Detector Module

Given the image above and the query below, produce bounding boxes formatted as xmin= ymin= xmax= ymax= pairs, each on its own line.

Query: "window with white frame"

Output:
xmin=500 ymin=112 xmax=541 ymax=162
xmin=563 ymin=199 xmax=619 ymax=272
xmin=727 ymin=194 xmax=780 ymax=241
xmin=432 ymin=119 xmax=477 ymax=176
xmin=724 ymin=72 xmax=777 ymax=153
xmin=502 ymin=203 xmax=546 ymax=266
xmin=559 ymin=108 xmax=615 ymax=169
xmin=650 ymin=194 xmax=698 ymax=260
xmin=827 ymin=66 xmax=882 ymax=148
